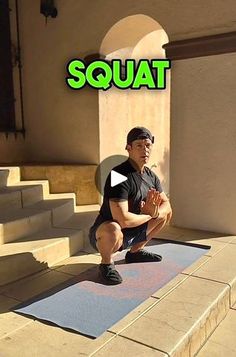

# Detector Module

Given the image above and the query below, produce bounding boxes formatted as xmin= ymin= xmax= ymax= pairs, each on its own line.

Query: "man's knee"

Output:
xmin=96 ymin=221 xmax=123 ymax=244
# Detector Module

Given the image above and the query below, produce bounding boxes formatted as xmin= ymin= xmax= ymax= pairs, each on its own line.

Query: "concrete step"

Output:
xmin=0 ymin=198 xmax=75 ymax=244
xmin=197 ymin=305 xmax=236 ymax=356
xmin=0 ymin=167 xmax=20 ymax=187
xmin=0 ymin=227 xmax=84 ymax=286
xmin=28 ymin=195 xmax=76 ymax=224
xmin=107 ymin=230 xmax=236 ymax=357
xmin=11 ymin=180 xmax=50 ymax=200
xmin=0 ymin=228 xmax=235 ymax=357
xmin=55 ymin=204 xmax=100 ymax=252
xmin=0 ymin=186 xmax=22 ymax=211
xmin=0 ymin=167 xmax=51 ymax=206
xmin=19 ymin=164 xmax=99 ymax=205
xmin=0 ymin=167 xmax=82 ymax=286
xmin=0 ymin=182 xmax=49 ymax=211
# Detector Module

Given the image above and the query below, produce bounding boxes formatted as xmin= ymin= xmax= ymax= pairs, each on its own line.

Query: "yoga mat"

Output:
xmin=13 ymin=239 xmax=210 ymax=338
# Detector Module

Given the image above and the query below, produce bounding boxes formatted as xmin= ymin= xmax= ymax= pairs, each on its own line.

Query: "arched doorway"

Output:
xmin=99 ymin=14 xmax=170 ymax=194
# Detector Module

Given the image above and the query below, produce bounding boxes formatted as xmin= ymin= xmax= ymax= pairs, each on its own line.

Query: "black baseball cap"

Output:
xmin=126 ymin=126 xmax=154 ymax=145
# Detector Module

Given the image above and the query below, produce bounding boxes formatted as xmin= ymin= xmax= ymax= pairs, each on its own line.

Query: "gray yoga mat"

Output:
xmin=13 ymin=239 xmax=210 ymax=338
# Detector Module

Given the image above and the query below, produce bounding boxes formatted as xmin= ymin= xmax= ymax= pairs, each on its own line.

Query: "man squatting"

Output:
xmin=89 ymin=126 xmax=172 ymax=284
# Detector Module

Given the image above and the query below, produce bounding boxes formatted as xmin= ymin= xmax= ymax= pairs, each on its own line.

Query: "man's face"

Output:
xmin=126 ymin=138 xmax=153 ymax=165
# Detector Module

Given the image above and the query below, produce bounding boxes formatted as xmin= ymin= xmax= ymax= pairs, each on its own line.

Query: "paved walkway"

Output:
xmin=0 ymin=225 xmax=235 ymax=356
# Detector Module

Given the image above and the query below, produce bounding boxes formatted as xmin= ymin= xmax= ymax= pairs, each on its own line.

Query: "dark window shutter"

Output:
xmin=0 ymin=0 xmax=16 ymax=131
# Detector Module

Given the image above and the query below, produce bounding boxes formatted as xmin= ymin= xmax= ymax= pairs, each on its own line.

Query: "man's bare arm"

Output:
xmin=158 ymin=192 xmax=172 ymax=221
xmin=109 ymin=200 xmax=152 ymax=229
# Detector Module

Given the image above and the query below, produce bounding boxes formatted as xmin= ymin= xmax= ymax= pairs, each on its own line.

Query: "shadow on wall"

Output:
xmin=151 ymin=147 xmax=169 ymax=195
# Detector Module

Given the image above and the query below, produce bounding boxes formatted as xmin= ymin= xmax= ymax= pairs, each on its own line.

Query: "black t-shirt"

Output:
xmin=92 ymin=159 xmax=163 ymax=229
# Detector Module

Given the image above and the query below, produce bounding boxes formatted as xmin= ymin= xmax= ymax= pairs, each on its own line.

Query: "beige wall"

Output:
xmin=1 ymin=0 xmax=236 ymax=164
xmin=99 ymin=21 xmax=170 ymax=193
xmin=16 ymin=1 xmax=100 ymax=164
xmin=1 ymin=0 xmax=236 ymax=233
xmin=130 ymin=29 xmax=170 ymax=193
xmin=0 ymin=134 xmax=26 ymax=163
xmin=170 ymin=52 xmax=236 ymax=234
xmin=100 ymin=14 xmax=162 ymax=55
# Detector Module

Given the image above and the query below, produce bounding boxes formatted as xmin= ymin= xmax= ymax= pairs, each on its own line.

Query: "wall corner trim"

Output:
xmin=163 ymin=31 xmax=236 ymax=60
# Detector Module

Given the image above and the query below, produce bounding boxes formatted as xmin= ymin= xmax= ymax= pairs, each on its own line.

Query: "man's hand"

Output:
xmin=140 ymin=188 xmax=162 ymax=217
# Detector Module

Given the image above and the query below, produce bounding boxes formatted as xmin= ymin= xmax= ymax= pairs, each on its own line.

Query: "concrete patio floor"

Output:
xmin=0 ymin=225 xmax=236 ymax=356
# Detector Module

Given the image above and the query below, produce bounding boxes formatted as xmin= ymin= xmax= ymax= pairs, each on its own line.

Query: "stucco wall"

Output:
xmin=170 ymin=52 xmax=236 ymax=234
xmin=1 ymin=0 xmax=236 ymax=164
xmin=15 ymin=1 xmax=100 ymax=164
xmin=96 ymin=17 xmax=170 ymax=202
xmin=0 ymin=134 xmax=26 ymax=163
xmin=130 ymin=29 xmax=170 ymax=193
xmin=1 ymin=0 xmax=236 ymax=233
xmin=99 ymin=25 xmax=170 ymax=193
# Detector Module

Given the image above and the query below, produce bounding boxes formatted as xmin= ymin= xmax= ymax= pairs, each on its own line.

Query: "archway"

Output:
xmin=99 ymin=14 xmax=170 ymax=194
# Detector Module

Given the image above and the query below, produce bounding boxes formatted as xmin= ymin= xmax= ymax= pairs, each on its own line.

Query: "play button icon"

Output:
xmin=95 ymin=154 xmax=130 ymax=196
xmin=111 ymin=170 xmax=127 ymax=187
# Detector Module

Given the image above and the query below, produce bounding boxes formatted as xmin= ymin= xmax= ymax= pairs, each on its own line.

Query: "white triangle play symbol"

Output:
xmin=111 ymin=170 xmax=127 ymax=187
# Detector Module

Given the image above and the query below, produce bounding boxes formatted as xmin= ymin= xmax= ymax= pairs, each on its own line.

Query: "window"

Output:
xmin=0 ymin=0 xmax=16 ymax=131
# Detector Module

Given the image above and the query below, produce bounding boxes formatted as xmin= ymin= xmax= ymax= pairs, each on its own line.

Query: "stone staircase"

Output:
xmin=0 ymin=166 xmax=236 ymax=356
xmin=0 ymin=167 xmax=99 ymax=286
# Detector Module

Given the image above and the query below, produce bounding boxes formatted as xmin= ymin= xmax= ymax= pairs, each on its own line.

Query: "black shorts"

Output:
xmin=89 ymin=221 xmax=149 ymax=252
